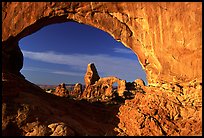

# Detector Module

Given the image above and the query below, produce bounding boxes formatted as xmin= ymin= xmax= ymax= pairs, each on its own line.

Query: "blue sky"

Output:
xmin=19 ymin=22 xmax=147 ymax=85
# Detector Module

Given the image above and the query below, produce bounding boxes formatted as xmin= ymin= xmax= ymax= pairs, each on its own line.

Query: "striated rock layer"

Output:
xmin=2 ymin=2 xmax=202 ymax=136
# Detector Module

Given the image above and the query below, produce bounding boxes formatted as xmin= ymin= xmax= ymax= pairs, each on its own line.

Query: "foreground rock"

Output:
xmin=2 ymin=73 xmax=120 ymax=136
xmin=2 ymin=72 xmax=202 ymax=136
xmin=116 ymin=82 xmax=202 ymax=136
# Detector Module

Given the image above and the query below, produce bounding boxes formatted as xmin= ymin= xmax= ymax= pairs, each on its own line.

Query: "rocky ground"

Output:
xmin=2 ymin=70 xmax=202 ymax=136
xmin=2 ymin=72 xmax=121 ymax=136
xmin=117 ymin=82 xmax=202 ymax=136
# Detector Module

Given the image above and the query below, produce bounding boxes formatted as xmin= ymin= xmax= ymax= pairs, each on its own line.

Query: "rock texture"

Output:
xmin=82 ymin=63 xmax=127 ymax=100
xmin=2 ymin=2 xmax=202 ymax=136
xmin=116 ymin=82 xmax=202 ymax=136
xmin=82 ymin=76 xmax=126 ymax=100
xmin=2 ymin=2 xmax=202 ymax=85
xmin=134 ymin=79 xmax=145 ymax=87
xmin=70 ymin=83 xmax=83 ymax=98
xmin=84 ymin=63 xmax=100 ymax=86
xmin=2 ymin=73 xmax=120 ymax=136
xmin=53 ymin=83 xmax=69 ymax=97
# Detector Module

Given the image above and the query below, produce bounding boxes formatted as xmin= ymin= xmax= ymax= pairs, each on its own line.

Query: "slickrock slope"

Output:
xmin=2 ymin=2 xmax=202 ymax=136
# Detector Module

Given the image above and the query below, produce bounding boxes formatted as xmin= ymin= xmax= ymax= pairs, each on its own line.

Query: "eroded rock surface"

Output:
xmin=2 ymin=2 xmax=202 ymax=84
xmin=2 ymin=73 xmax=120 ymax=136
xmin=82 ymin=63 xmax=128 ymax=100
xmin=2 ymin=2 xmax=202 ymax=136
xmin=84 ymin=63 xmax=100 ymax=86
xmin=82 ymin=76 xmax=126 ymax=100
xmin=69 ymin=83 xmax=83 ymax=98
xmin=116 ymin=82 xmax=202 ymax=136
xmin=53 ymin=83 xmax=69 ymax=97
xmin=2 ymin=71 xmax=202 ymax=136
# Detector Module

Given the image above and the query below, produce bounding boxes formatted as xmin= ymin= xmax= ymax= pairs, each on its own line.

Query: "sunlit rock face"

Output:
xmin=116 ymin=81 xmax=202 ymax=136
xmin=2 ymin=2 xmax=202 ymax=136
xmin=82 ymin=63 xmax=127 ymax=99
xmin=2 ymin=2 xmax=202 ymax=84
xmin=53 ymin=83 xmax=69 ymax=97
xmin=84 ymin=63 xmax=100 ymax=87
xmin=70 ymin=83 xmax=83 ymax=98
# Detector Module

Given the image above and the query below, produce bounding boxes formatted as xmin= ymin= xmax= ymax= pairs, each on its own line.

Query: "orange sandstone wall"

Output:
xmin=2 ymin=2 xmax=202 ymax=85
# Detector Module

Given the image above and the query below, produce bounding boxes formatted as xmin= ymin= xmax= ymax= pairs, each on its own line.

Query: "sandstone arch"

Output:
xmin=2 ymin=2 xmax=202 ymax=85
xmin=2 ymin=2 xmax=202 ymax=136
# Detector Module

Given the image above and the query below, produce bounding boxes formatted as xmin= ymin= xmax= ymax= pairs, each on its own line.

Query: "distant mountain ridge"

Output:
xmin=37 ymin=84 xmax=79 ymax=89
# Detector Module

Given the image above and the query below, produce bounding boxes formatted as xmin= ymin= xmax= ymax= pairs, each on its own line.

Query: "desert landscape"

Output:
xmin=2 ymin=2 xmax=202 ymax=136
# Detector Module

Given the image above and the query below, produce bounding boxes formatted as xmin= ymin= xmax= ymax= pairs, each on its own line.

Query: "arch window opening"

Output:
xmin=19 ymin=22 xmax=147 ymax=97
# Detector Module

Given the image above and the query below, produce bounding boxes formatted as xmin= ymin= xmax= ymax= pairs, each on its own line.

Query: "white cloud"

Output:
xmin=52 ymin=71 xmax=84 ymax=76
xmin=22 ymin=66 xmax=84 ymax=77
xmin=22 ymin=50 xmax=146 ymax=81
xmin=22 ymin=67 xmax=51 ymax=72
xmin=113 ymin=47 xmax=134 ymax=54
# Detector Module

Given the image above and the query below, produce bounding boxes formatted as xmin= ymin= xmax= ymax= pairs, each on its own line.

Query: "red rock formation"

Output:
xmin=83 ymin=76 xmax=127 ymax=100
xmin=48 ymin=123 xmax=75 ymax=136
xmin=134 ymin=78 xmax=145 ymax=87
xmin=116 ymin=82 xmax=202 ymax=136
xmin=2 ymin=2 xmax=202 ymax=136
xmin=2 ymin=2 xmax=202 ymax=84
xmin=2 ymin=76 xmax=120 ymax=136
xmin=82 ymin=63 xmax=100 ymax=98
xmin=53 ymin=83 xmax=69 ymax=97
xmin=69 ymin=83 xmax=83 ymax=98
xmin=84 ymin=63 xmax=100 ymax=86
xmin=117 ymin=80 xmax=126 ymax=97
xmin=82 ymin=63 xmax=128 ymax=100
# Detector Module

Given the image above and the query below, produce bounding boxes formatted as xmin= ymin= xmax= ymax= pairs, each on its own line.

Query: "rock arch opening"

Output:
xmin=19 ymin=21 xmax=148 ymax=86
xmin=2 ymin=2 xmax=202 ymax=136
